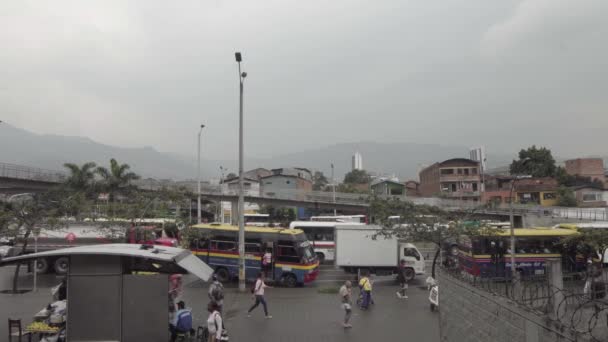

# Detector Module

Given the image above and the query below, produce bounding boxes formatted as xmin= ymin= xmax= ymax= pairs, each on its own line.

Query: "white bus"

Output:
xmin=244 ymin=213 xmax=271 ymax=227
xmin=310 ymin=215 xmax=367 ymax=224
xmin=289 ymin=221 xmax=364 ymax=263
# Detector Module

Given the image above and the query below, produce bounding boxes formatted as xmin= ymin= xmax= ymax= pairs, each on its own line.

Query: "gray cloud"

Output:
xmin=1 ymin=0 xmax=606 ymax=162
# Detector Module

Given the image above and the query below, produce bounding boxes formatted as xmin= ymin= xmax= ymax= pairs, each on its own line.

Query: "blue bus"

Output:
xmin=188 ymin=224 xmax=319 ymax=287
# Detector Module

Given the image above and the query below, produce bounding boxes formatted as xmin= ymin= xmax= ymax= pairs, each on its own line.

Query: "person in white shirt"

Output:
xmin=262 ymin=249 xmax=273 ymax=278
xmin=339 ymin=281 xmax=353 ymax=328
xmin=247 ymin=272 xmax=273 ymax=318
xmin=206 ymin=302 xmax=223 ymax=342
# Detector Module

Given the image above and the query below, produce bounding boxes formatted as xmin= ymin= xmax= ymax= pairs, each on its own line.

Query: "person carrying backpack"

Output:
xmin=208 ymin=275 xmax=225 ymax=312
xmin=169 ymin=301 xmax=193 ymax=342
xmin=247 ymin=272 xmax=272 ymax=318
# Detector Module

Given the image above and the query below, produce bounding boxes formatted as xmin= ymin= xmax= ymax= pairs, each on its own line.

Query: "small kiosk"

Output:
xmin=1 ymin=243 xmax=214 ymax=342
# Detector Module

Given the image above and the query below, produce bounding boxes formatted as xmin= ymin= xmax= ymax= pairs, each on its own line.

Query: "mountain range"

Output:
xmin=0 ymin=123 xmax=584 ymax=181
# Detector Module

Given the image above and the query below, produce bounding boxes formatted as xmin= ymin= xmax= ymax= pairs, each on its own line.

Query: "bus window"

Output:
xmin=198 ymin=239 xmax=209 ymax=250
xmin=245 ymin=243 xmax=261 ymax=253
xmin=277 ymin=246 xmax=300 ymax=263
xmin=189 ymin=239 xmax=199 ymax=249
xmin=212 ymin=240 xmax=237 ymax=251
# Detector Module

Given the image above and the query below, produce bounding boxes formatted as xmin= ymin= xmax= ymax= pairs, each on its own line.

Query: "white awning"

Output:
xmin=0 ymin=244 xmax=214 ymax=282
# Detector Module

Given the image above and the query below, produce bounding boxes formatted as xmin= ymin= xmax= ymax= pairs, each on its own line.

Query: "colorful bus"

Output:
xmin=458 ymin=227 xmax=580 ymax=278
xmin=188 ymin=223 xmax=319 ymax=287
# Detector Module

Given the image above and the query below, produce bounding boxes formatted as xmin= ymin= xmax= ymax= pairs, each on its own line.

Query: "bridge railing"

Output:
xmin=0 ymin=162 xmax=66 ymax=183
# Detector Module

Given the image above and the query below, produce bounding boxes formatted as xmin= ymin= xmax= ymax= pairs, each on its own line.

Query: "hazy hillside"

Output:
xmin=0 ymin=123 xmax=526 ymax=181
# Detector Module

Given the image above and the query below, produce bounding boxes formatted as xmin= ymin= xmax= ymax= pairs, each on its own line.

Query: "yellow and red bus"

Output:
xmin=188 ymin=224 xmax=319 ymax=287
xmin=458 ymin=227 xmax=580 ymax=278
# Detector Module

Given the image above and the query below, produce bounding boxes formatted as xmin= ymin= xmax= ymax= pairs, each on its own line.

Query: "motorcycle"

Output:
xmin=427 ymin=276 xmax=438 ymax=312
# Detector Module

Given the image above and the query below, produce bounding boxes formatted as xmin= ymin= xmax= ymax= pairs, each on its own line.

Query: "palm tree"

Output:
xmin=95 ymin=158 xmax=140 ymax=203
xmin=63 ymin=162 xmax=97 ymax=194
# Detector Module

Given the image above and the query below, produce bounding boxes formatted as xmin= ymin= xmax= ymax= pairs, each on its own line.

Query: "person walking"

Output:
xmin=358 ymin=272 xmax=372 ymax=309
xmin=206 ymin=302 xmax=225 ymax=342
xmin=247 ymin=272 xmax=273 ymax=318
xmin=208 ymin=275 xmax=225 ymax=313
xmin=396 ymin=259 xmax=409 ymax=299
xmin=339 ymin=281 xmax=353 ymax=328
xmin=262 ymin=248 xmax=273 ymax=278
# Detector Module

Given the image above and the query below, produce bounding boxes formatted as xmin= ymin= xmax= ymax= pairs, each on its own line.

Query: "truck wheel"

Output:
xmin=283 ymin=274 xmax=297 ymax=288
xmin=316 ymin=253 xmax=325 ymax=264
xmin=35 ymin=258 xmax=49 ymax=274
xmin=54 ymin=257 xmax=69 ymax=275
xmin=404 ymin=268 xmax=415 ymax=281
xmin=214 ymin=267 xmax=230 ymax=283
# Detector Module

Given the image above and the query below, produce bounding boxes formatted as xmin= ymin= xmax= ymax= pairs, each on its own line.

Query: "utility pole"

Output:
xmin=197 ymin=124 xmax=205 ymax=224
xmin=331 ymin=164 xmax=336 ymax=216
xmin=235 ymin=52 xmax=247 ymax=292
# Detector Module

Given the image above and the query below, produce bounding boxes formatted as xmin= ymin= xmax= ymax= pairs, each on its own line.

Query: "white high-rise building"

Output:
xmin=352 ymin=151 xmax=363 ymax=171
xmin=470 ymin=146 xmax=487 ymax=192
xmin=469 ymin=146 xmax=486 ymax=172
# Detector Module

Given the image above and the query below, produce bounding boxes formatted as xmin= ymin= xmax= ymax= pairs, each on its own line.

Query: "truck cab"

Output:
xmin=399 ymin=242 xmax=425 ymax=279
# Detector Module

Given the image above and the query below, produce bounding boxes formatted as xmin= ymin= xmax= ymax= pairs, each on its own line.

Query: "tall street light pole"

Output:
xmin=197 ymin=124 xmax=205 ymax=224
xmin=235 ymin=52 xmax=247 ymax=292
xmin=331 ymin=164 xmax=336 ymax=216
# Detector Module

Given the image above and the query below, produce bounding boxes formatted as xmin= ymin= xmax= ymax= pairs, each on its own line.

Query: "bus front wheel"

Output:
xmin=316 ymin=253 xmax=325 ymax=264
xmin=214 ymin=267 xmax=230 ymax=283
xmin=282 ymin=274 xmax=297 ymax=288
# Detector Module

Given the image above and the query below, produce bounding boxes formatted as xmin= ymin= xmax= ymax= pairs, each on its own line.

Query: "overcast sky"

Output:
xmin=1 ymin=0 xmax=607 ymax=160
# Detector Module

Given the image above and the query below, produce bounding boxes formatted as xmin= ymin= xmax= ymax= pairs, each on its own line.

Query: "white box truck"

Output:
xmin=335 ymin=224 xmax=425 ymax=280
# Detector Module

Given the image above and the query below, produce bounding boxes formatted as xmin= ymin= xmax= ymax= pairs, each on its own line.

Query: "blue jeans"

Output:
xmin=361 ymin=290 xmax=371 ymax=308
xmin=248 ymin=295 xmax=269 ymax=316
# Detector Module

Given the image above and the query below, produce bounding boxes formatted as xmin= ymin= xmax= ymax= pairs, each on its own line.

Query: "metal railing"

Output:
xmin=0 ymin=162 xmax=66 ymax=183
xmin=442 ymin=266 xmax=608 ymax=341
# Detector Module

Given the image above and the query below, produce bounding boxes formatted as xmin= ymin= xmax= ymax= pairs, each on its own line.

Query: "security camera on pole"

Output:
xmin=235 ymin=52 xmax=247 ymax=292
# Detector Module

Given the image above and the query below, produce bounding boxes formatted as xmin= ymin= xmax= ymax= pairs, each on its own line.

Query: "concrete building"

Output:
xmin=352 ymin=151 xmax=363 ymax=171
xmin=260 ymin=168 xmax=313 ymax=196
xmin=564 ymin=158 xmax=606 ymax=184
xmin=370 ymin=179 xmax=405 ymax=196
xmin=513 ymin=177 xmax=559 ymax=206
xmin=573 ymin=185 xmax=607 ymax=207
xmin=418 ymin=158 xmax=481 ymax=200
xmin=405 ymin=180 xmax=420 ymax=197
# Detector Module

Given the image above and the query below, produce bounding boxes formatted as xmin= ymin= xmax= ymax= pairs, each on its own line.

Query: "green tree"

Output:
xmin=63 ymin=162 xmax=97 ymax=194
xmin=557 ymin=186 xmax=578 ymax=207
xmin=225 ymin=173 xmax=237 ymax=180
xmin=343 ymin=169 xmax=371 ymax=185
xmin=313 ymin=171 xmax=329 ymax=191
xmin=96 ymin=159 xmax=140 ymax=204
xmin=509 ymin=146 xmax=556 ymax=177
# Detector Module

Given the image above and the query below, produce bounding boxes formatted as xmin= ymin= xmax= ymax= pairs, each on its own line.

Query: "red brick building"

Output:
xmin=565 ymin=158 xmax=606 ymax=184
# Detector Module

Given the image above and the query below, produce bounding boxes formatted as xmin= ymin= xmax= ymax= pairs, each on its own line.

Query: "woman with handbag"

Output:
xmin=206 ymin=302 xmax=228 ymax=342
